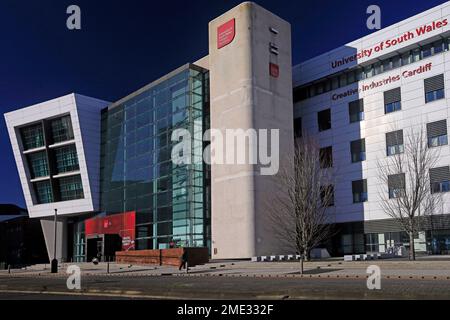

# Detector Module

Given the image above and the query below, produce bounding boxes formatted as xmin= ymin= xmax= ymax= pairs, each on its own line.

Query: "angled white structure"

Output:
xmin=5 ymin=93 xmax=109 ymax=259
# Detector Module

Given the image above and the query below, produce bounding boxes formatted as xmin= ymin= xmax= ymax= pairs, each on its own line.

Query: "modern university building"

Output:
xmin=5 ymin=1 xmax=450 ymax=262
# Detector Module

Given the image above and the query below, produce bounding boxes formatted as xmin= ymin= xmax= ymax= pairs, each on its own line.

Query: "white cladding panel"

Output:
xmin=295 ymin=50 xmax=450 ymax=223
xmin=4 ymin=93 xmax=109 ymax=218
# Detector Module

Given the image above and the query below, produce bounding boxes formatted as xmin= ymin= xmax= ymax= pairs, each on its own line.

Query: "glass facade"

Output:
xmin=50 ymin=115 xmax=74 ymax=144
xmin=20 ymin=123 xmax=44 ymax=150
xmin=27 ymin=151 xmax=49 ymax=178
xmin=20 ymin=115 xmax=84 ymax=204
xmin=54 ymin=145 xmax=79 ymax=174
xmin=73 ymin=220 xmax=86 ymax=262
xmin=57 ymin=175 xmax=84 ymax=201
xmin=34 ymin=180 xmax=53 ymax=204
xmin=101 ymin=65 xmax=210 ymax=250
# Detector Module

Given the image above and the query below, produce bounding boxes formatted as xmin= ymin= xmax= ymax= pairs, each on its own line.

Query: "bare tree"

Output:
xmin=377 ymin=127 xmax=442 ymax=260
xmin=267 ymin=136 xmax=336 ymax=273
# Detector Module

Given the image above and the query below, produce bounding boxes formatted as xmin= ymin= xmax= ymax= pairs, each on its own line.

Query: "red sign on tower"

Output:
xmin=217 ymin=18 xmax=236 ymax=49
xmin=270 ymin=63 xmax=280 ymax=78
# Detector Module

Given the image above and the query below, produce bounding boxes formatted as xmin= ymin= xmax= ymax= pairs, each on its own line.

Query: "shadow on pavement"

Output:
xmin=287 ymin=268 xmax=343 ymax=275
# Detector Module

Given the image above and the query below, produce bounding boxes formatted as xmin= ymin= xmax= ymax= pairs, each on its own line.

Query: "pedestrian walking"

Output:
xmin=179 ymin=250 xmax=189 ymax=271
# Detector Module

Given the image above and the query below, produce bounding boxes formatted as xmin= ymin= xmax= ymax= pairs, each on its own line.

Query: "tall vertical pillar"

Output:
xmin=209 ymin=2 xmax=294 ymax=259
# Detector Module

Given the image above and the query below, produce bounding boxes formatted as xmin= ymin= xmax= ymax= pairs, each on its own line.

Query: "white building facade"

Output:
xmin=293 ymin=1 xmax=450 ymax=255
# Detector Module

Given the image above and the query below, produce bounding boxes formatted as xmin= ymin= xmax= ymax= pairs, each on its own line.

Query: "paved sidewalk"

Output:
xmin=2 ymin=257 xmax=450 ymax=280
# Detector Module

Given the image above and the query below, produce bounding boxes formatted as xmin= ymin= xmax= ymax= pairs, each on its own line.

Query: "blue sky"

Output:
xmin=0 ymin=0 xmax=447 ymax=207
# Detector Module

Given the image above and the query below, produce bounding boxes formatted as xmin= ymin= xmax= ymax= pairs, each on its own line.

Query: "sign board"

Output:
xmin=217 ymin=18 xmax=236 ymax=49
xmin=270 ymin=63 xmax=280 ymax=78
xmin=85 ymin=211 xmax=136 ymax=251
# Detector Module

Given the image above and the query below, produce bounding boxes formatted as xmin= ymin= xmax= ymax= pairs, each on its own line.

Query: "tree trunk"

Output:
xmin=408 ymin=219 xmax=416 ymax=261
xmin=300 ymin=254 xmax=304 ymax=275
xmin=409 ymin=231 xmax=416 ymax=261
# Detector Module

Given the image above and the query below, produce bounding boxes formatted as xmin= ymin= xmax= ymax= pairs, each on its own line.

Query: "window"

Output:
xmin=352 ymin=179 xmax=368 ymax=203
xmin=433 ymin=40 xmax=444 ymax=55
xmin=364 ymin=65 xmax=374 ymax=78
xmin=321 ymin=185 xmax=335 ymax=207
xmin=20 ymin=123 xmax=44 ymax=150
xmin=315 ymin=82 xmax=324 ymax=95
xmin=50 ymin=115 xmax=74 ymax=143
xmin=365 ymin=233 xmax=380 ymax=253
xmin=427 ymin=120 xmax=448 ymax=148
xmin=57 ymin=175 xmax=84 ymax=201
xmin=320 ymin=146 xmax=333 ymax=168
xmin=355 ymin=69 xmax=364 ymax=81
xmin=349 ymin=99 xmax=364 ymax=123
xmin=339 ymin=74 xmax=347 ymax=87
xmin=412 ymin=48 xmax=421 ymax=62
xmin=374 ymin=62 xmax=382 ymax=75
xmin=422 ymin=44 xmax=432 ymax=59
xmin=351 ymin=139 xmax=366 ymax=163
xmin=388 ymin=173 xmax=405 ymax=199
xmin=401 ymin=51 xmax=411 ymax=66
xmin=318 ymin=109 xmax=331 ymax=132
xmin=34 ymin=180 xmax=53 ymax=204
xmin=27 ymin=151 xmax=49 ymax=178
xmin=430 ymin=166 xmax=450 ymax=194
xmin=386 ymin=130 xmax=404 ymax=156
xmin=382 ymin=59 xmax=392 ymax=72
xmin=392 ymin=56 xmax=401 ymax=68
xmin=384 ymin=88 xmax=401 ymax=114
xmin=347 ymin=70 xmax=356 ymax=84
xmin=54 ymin=145 xmax=79 ymax=174
xmin=331 ymin=77 xmax=339 ymax=90
xmin=294 ymin=117 xmax=302 ymax=138
xmin=425 ymin=74 xmax=445 ymax=103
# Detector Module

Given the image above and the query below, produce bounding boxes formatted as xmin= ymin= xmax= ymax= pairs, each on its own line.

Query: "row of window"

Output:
xmin=26 ymin=144 xmax=80 ymax=179
xmin=322 ymin=166 xmax=450 ymax=207
xmin=20 ymin=115 xmax=74 ymax=151
xmin=20 ymin=115 xmax=83 ymax=205
xmin=317 ymin=119 xmax=448 ymax=169
xmin=296 ymin=74 xmax=446 ymax=136
xmin=33 ymin=174 xmax=84 ymax=204
xmin=294 ymin=37 xmax=450 ymax=102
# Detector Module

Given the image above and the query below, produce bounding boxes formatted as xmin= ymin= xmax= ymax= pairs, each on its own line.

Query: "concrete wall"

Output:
xmin=209 ymin=2 xmax=294 ymax=259
xmin=40 ymin=217 xmax=68 ymax=261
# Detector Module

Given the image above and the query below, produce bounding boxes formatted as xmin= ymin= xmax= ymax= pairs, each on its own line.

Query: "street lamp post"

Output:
xmin=51 ymin=208 xmax=58 ymax=273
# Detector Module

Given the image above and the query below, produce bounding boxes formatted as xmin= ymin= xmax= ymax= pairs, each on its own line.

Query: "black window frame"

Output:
xmin=351 ymin=139 xmax=366 ymax=163
xmin=318 ymin=109 xmax=332 ymax=132
xmin=352 ymin=179 xmax=368 ymax=203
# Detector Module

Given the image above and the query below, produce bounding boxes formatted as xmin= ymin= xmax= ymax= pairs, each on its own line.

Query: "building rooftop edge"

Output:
xmin=292 ymin=1 xmax=449 ymax=71
xmin=107 ymin=63 xmax=207 ymax=110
